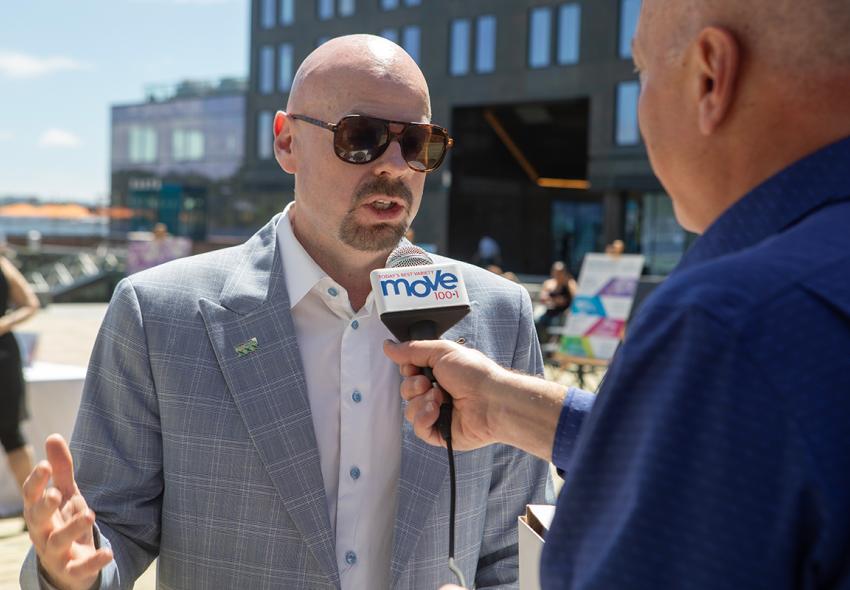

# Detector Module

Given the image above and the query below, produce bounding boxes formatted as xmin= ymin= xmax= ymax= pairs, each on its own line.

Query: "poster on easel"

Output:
xmin=560 ymin=253 xmax=645 ymax=360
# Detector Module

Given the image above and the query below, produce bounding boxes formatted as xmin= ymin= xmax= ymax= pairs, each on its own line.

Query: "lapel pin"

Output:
xmin=235 ymin=337 xmax=259 ymax=357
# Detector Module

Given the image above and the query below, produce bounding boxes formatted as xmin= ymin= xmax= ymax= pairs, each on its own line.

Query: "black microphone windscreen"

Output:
xmin=386 ymin=244 xmax=433 ymax=269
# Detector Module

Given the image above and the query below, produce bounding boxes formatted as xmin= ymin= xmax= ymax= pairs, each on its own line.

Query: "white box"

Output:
xmin=518 ymin=504 xmax=556 ymax=590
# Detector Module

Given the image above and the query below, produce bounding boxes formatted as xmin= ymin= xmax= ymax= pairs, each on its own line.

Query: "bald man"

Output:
xmin=386 ymin=1 xmax=850 ymax=589
xmin=19 ymin=36 xmax=553 ymax=589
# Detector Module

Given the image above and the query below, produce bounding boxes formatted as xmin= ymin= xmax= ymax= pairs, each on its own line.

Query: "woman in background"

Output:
xmin=0 ymin=246 xmax=40 ymax=499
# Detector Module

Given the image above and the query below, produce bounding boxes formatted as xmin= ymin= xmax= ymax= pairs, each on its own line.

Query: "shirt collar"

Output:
xmin=277 ymin=202 xmax=329 ymax=309
xmin=678 ymin=134 xmax=850 ymax=270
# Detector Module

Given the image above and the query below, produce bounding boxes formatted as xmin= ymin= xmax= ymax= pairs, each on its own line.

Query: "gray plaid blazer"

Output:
xmin=22 ymin=215 xmax=551 ymax=589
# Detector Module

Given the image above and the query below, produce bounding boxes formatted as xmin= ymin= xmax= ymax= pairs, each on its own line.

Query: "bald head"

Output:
xmin=646 ymin=0 xmax=850 ymax=73
xmin=286 ymin=35 xmax=431 ymax=121
xmin=634 ymin=0 xmax=850 ymax=233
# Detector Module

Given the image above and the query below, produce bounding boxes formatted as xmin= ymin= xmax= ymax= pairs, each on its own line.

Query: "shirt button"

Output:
xmin=352 ymin=390 xmax=362 ymax=403
xmin=345 ymin=550 xmax=357 ymax=565
xmin=327 ymin=287 xmax=338 ymax=297
xmin=350 ymin=466 xmax=361 ymax=480
xmin=351 ymin=320 xmax=359 ymax=330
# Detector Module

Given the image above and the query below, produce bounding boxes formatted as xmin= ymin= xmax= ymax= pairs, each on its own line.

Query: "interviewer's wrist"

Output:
xmin=488 ymin=370 xmax=565 ymax=461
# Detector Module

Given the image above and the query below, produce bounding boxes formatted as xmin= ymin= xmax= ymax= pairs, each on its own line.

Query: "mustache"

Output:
xmin=351 ymin=177 xmax=413 ymax=209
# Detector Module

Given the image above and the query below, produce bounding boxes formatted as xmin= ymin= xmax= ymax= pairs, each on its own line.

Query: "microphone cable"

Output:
xmin=425 ymin=367 xmax=467 ymax=589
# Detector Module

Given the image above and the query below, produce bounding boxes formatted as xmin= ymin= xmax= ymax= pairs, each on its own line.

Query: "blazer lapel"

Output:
xmin=390 ymin=304 xmax=478 ymax=586
xmin=199 ymin=216 xmax=339 ymax=587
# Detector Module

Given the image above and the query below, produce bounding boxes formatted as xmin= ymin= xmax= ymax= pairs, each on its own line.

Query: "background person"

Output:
xmin=0 ymin=244 xmax=40 ymax=504
xmin=534 ymin=261 xmax=577 ymax=342
xmin=385 ymin=0 xmax=850 ymax=587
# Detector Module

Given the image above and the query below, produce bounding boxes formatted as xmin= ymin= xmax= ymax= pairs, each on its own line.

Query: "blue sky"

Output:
xmin=0 ymin=0 xmax=249 ymax=204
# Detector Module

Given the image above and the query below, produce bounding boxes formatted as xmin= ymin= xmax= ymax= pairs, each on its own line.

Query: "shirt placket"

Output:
xmin=335 ymin=297 xmax=373 ymax=583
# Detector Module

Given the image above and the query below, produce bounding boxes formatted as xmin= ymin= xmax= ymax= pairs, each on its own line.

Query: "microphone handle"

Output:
xmin=422 ymin=366 xmax=453 ymax=442
xmin=408 ymin=321 xmax=453 ymax=442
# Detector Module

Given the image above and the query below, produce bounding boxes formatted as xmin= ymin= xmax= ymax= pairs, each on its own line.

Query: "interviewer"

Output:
xmin=384 ymin=0 xmax=850 ymax=587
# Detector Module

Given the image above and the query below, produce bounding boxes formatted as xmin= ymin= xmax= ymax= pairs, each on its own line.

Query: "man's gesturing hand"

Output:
xmin=22 ymin=434 xmax=113 ymax=590
xmin=383 ymin=339 xmax=505 ymax=451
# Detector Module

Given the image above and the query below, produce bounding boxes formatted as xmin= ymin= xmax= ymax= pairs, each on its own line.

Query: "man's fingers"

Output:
xmin=45 ymin=434 xmax=78 ymax=501
xmin=27 ymin=487 xmax=62 ymax=534
xmin=65 ymin=548 xmax=114 ymax=580
xmin=46 ymin=510 xmax=95 ymax=555
xmin=22 ymin=461 xmax=51 ymax=507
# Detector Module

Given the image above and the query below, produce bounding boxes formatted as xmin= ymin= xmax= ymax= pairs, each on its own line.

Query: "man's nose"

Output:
xmin=374 ymin=136 xmax=410 ymax=175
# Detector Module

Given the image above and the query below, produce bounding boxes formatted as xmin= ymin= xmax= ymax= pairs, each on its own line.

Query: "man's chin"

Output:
xmin=339 ymin=221 xmax=406 ymax=253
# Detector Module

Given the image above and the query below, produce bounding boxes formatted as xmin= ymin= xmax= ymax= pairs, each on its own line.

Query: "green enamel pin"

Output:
xmin=234 ymin=337 xmax=259 ymax=357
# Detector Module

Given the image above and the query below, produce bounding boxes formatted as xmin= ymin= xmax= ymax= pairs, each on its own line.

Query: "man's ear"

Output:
xmin=274 ymin=111 xmax=297 ymax=174
xmin=694 ymin=26 xmax=741 ymax=135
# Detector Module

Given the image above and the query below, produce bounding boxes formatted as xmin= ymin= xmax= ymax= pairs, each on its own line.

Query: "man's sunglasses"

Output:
xmin=288 ymin=113 xmax=454 ymax=172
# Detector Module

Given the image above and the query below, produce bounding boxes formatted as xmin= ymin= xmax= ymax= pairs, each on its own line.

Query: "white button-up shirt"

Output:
xmin=277 ymin=204 xmax=401 ymax=588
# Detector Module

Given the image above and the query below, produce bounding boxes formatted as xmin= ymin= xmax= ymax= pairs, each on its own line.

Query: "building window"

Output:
xmin=616 ymin=81 xmax=641 ymax=145
xmin=129 ymin=126 xmax=157 ymax=163
xmin=339 ymin=0 xmax=355 ymax=17
xmin=557 ymin=4 xmax=580 ymax=65
xmin=261 ymin=0 xmax=275 ymax=29
xmin=450 ymin=18 xmax=471 ymax=76
xmin=259 ymin=45 xmax=274 ymax=94
xmin=475 ymin=15 xmax=497 ymax=73
xmin=280 ymin=0 xmax=294 ymax=25
xmin=380 ymin=28 xmax=399 ymax=44
xmin=279 ymin=44 xmax=294 ymax=92
xmin=380 ymin=0 xmax=399 ymax=9
xmin=173 ymin=129 xmax=204 ymax=162
xmin=317 ymin=35 xmax=331 ymax=47
xmin=528 ymin=7 xmax=552 ymax=68
xmin=258 ymin=111 xmax=274 ymax=160
xmin=619 ymin=0 xmax=641 ymax=58
xmin=402 ymin=25 xmax=421 ymax=63
xmin=318 ymin=0 xmax=334 ymax=20
xmin=404 ymin=0 xmax=420 ymax=5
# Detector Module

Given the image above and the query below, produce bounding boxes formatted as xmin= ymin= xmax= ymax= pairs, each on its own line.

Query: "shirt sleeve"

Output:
xmin=551 ymin=387 xmax=596 ymax=473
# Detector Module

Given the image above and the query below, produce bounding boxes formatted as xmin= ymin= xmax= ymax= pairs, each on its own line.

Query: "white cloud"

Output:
xmin=38 ymin=129 xmax=83 ymax=149
xmin=130 ymin=0 xmax=236 ymax=4
xmin=0 ymin=51 xmax=90 ymax=79
xmin=0 ymin=131 xmax=13 ymax=141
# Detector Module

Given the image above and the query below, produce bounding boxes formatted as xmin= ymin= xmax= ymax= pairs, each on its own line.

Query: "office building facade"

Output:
xmin=110 ymin=78 xmax=247 ymax=241
xmin=243 ymin=0 xmax=692 ymax=275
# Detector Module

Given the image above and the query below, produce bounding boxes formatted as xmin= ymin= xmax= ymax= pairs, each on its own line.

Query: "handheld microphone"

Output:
xmin=371 ymin=244 xmax=470 ymax=588
xmin=371 ymin=245 xmax=471 ymax=439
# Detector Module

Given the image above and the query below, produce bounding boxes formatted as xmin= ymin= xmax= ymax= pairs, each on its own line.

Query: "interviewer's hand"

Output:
xmin=383 ymin=339 xmax=504 ymax=451
xmin=383 ymin=339 xmax=567 ymax=461
xmin=22 ymin=434 xmax=113 ymax=590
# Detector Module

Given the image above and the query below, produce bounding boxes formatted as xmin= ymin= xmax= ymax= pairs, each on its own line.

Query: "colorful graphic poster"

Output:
xmin=560 ymin=253 xmax=645 ymax=360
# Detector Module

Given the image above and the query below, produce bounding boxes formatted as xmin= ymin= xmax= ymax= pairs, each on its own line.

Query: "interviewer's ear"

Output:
xmin=694 ymin=27 xmax=741 ymax=135
xmin=274 ymin=111 xmax=297 ymax=174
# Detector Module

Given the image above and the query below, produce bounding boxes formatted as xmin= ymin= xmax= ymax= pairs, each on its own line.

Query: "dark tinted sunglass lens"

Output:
xmin=335 ymin=117 xmax=388 ymax=164
xmin=401 ymin=125 xmax=448 ymax=171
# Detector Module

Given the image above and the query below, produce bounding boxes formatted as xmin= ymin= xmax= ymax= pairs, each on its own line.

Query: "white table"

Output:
xmin=0 ymin=363 xmax=87 ymax=516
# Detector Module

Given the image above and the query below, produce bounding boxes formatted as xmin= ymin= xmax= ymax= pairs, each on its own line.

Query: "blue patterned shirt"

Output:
xmin=545 ymin=136 xmax=850 ymax=589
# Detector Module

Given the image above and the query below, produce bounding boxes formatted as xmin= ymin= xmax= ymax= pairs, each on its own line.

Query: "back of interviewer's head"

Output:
xmin=634 ymin=0 xmax=850 ymax=233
